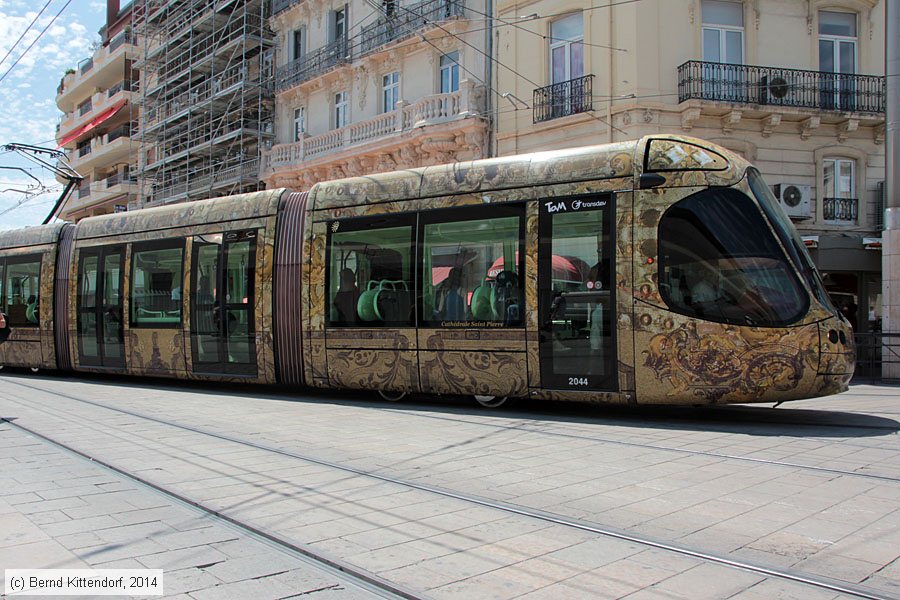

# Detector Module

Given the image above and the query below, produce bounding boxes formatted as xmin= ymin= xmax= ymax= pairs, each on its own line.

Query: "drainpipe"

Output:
xmin=485 ymin=0 xmax=494 ymax=157
xmin=883 ymin=0 xmax=899 ymax=376
xmin=608 ymin=0 xmax=615 ymax=143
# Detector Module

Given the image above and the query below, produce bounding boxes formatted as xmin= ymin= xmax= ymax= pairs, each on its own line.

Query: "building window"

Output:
xmin=549 ymin=13 xmax=583 ymax=84
xmin=819 ymin=11 xmax=857 ymax=110
xmin=440 ymin=52 xmax=460 ymax=93
xmin=702 ymin=0 xmax=744 ymax=64
xmin=293 ymin=107 xmax=305 ymax=141
xmin=823 ymin=158 xmax=858 ymax=222
xmin=334 ymin=91 xmax=348 ymax=128
xmin=131 ymin=240 xmax=185 ymax=328
xmin=291 ymin=28 xmax=305 ymax=61
xmin=1 ymin=255 xmax=41 ymax=327
xmin=658 ymin=187 xmax=808 ymax=327
xmin=331 ymin=7 xmax=347 ymax=42
xmin=421 ymin=206 xmax=525 ymax=327
xmin=327 ymin=217 xmax=414 ymax=327
xmin=382 ymin=72 xmax=400 ymax=113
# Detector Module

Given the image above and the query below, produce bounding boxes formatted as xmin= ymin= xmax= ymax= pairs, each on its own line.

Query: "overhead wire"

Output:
xmin=463 ymin=2 xmax=628 ymax=52
xmin=0 ymin=0 xmax=75 ymax=88
xmin=0 ymin=0 xmax=54 ymax=72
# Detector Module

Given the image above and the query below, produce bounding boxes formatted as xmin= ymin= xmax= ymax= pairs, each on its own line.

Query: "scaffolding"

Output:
xmin=134 ymin=0 xmax=274 ymax=207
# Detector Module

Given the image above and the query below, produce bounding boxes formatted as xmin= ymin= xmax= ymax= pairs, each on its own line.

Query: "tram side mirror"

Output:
xmin=0 ymin=312 xmax=9 ymax=343
xmin=639 ymin=173 xmax=666 ymax=189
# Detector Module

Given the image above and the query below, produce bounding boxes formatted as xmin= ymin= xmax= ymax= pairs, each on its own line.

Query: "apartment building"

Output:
xmin=495 ymin=0 xmax=887 ymax=338
xmin=133 ymin=0 xmax=274 ymax=207
xmin=55 ymin=1 xmax=140 ymax=221
xmin=261 ymin=0 xmax=490 ymax=188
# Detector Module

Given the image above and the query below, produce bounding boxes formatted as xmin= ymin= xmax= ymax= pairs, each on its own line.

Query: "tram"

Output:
xmin=0 ymin=135 xmax=854 ymax=406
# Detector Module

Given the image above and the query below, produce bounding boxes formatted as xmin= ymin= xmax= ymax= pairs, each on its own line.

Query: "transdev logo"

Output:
xmin=544 ymin=199 xmax=607 ymax=213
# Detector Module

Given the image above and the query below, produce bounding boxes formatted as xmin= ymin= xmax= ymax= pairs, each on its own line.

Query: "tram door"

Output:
xmin=190 ymin=231 xmax=257 ymax=376
xmin=538 ymin=196 xmax=616 ymax=391
xmin=76 ymin=246 xmax=125 ymax=368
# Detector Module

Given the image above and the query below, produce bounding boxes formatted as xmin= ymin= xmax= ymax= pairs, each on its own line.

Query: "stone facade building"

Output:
xmin=261 ymin=0 xmax=491 ymax=189
xmin=495 ymin=0 xmax=887 ymax=338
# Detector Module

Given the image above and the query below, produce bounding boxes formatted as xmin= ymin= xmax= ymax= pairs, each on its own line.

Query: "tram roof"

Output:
xmin=74 ymin=189 xmax=285 ymax=240
xmin=309 ymin=140 xmax=641 ymax=210
xmin=0 ymin=222 xmax=66 ymax=251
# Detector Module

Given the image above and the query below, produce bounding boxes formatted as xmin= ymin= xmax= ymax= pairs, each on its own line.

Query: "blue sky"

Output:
xmin=0 ymin=0 xmax=105 ymax=230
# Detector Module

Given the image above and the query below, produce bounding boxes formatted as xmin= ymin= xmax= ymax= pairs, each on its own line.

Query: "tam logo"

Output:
xmin=545 ymin=201 xmax=566 ymax=213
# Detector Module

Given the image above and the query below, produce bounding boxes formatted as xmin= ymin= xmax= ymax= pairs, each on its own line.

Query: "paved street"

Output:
xmin=0 ymin=372 xmax=898 ymax=599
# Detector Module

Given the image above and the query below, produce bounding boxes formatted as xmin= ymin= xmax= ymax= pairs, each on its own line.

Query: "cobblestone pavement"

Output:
xmin=0 ymin=373 xmax=898 ymax=600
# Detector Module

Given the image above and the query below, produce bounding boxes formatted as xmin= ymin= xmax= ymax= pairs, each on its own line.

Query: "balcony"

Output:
xmin=533 ymin=74 xmax=594 ymax=124
xmin=275 ymin=38 xmax=349 ymax=93
xmin=57 ymin=31 xmax=139 ymax=112
xmin=61 ymin=172 xmax=138 ymax=220
xmin=823 ymin=197 xmax=859 ymax=223
xmin=677 ymin=61 xmax=886 ymax=114
xmin=57 ymin=80 xmax=137 ymax=146
xmin=68 ymin=125 xmax=135 ymax=171
xmin=359 ymin=0 xmax=464 ymax=56
xmin=264 ymin=83 xmax=481 ymax=175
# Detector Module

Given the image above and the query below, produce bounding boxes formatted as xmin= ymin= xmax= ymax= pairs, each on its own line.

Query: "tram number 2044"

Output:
xmin=568 ymin=377 xmax=589 ymax=387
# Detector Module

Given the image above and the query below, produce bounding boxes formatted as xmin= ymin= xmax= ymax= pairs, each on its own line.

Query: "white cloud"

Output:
xmin=0 ymin=2 xmax=104 ymax=229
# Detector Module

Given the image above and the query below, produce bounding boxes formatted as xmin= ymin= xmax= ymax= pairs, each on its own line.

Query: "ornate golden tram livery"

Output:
xmin=0 ymin=136 xmax=854 ymax=406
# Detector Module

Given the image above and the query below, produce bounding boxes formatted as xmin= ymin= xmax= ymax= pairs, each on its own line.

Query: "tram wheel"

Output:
xmin=378 ymin=389 xmax=407 ymax=402
xmin=474 ymin=395 xmax=509 ymax=408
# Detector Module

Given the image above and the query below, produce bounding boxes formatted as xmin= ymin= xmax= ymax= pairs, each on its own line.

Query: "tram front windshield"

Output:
xmin=746 ymin=168 xmax=838 ymax=316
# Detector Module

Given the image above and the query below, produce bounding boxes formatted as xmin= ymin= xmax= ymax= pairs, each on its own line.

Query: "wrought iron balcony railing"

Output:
xmin=677 ymin=61 xmax=886 ymax=113
xmin=823 ymin=197 xmax=858 ymax=222
xmin=533 ymin=74 xmax=594 ymax=124
xmin=360 ymin=0 xmax=464 ymax=56
xmin=275 ymin=37 xmax=349 ymax=93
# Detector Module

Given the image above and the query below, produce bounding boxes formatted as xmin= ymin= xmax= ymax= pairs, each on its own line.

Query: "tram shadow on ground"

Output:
xmin=3 ymin=369 xmax=898 ymax=439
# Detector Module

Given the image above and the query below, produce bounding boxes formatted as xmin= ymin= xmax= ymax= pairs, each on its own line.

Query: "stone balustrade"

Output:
xmin=264 ymin=83 xmax=476 ymax=172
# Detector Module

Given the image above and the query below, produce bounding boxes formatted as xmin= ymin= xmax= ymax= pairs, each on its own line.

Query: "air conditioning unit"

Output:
xmin=772 ymin=183 xmax=812 ymax=220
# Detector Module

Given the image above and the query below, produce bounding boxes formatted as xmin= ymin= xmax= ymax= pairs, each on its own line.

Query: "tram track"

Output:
xmin=380 ymin=408 xmax=900 ymax=484
xmin=0 ymin=416 xmax=426 ymax=600
xmin=1 ymin=378 xmax=897 ymax=600
xmin=9 ymin=376 xmax=899 ymax=484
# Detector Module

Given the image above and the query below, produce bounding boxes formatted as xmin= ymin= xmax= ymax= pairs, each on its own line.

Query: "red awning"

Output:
xmin=57 ymin=99 xmax=127 ymax=147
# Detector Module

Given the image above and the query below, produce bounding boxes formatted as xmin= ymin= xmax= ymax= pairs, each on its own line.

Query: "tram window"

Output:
xmin=327 ymin=220 xmax=414 ymax=327
xmin=421 ymin=208 xmax=524 ymax=327
xmin=658 ymin=188 xmax=809 ymax=327
xmin=131 ymin=240 xmax=184 ymax=328
xmin=1 ymin=256 xmax=41 ymax=327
